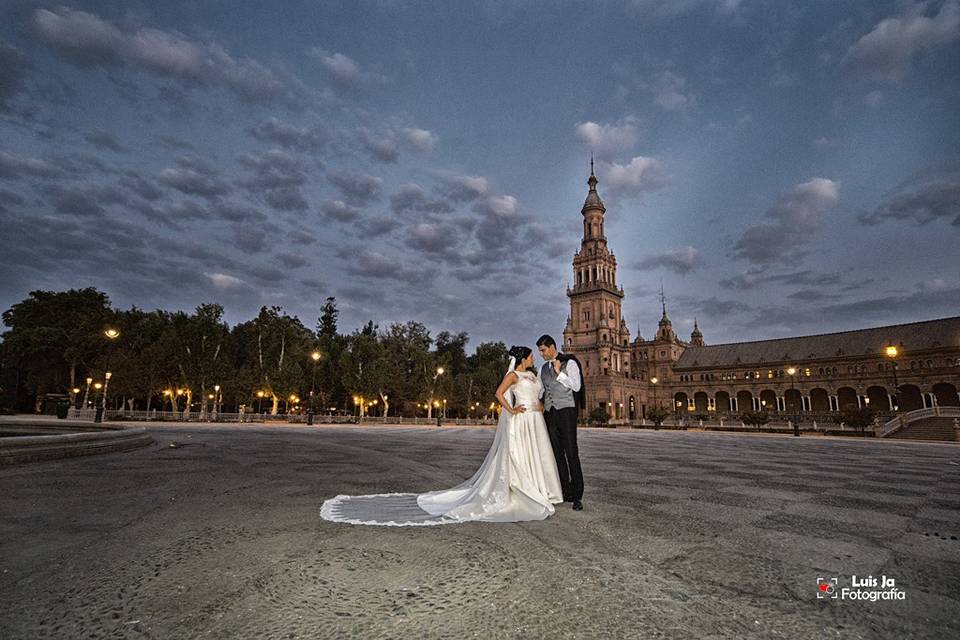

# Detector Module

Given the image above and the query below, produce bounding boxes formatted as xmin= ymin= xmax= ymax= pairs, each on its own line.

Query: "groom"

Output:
xmin=536 ymin=334 xmax=585 ymax=511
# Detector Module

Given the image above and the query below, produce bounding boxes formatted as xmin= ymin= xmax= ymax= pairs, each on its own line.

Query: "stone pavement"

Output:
xmin=1 ymin=421 xmax=959 ymax=639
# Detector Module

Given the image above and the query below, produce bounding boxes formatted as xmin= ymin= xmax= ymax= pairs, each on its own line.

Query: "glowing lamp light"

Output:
xmin=104 ymin=328 xmax=120 ymax=339
xmin=885 ymin=345 xmax=899 ymax=358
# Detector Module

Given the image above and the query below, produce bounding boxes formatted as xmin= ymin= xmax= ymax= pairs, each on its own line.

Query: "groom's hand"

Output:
xmin=552 ymin=359 xmax=562 ymax=374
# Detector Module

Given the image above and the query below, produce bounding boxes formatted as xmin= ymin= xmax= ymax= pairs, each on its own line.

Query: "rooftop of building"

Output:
xmin=673 ymin=315 xmax=960 ymax=369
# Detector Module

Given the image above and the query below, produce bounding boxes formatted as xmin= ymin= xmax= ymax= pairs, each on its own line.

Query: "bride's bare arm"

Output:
xmin=495 ymin=371 xmax=523 ymax=414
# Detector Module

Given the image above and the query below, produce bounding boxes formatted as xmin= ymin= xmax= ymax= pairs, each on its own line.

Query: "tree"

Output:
xmin=435 ymin=331 xmax=469 ymax=416
xmin=0 ymin=288 xmax=112 ymax=412
xmin=318 ymin=297 xmax=338 ymax=336
xmin=233 ymin=306 xmax=313 ymax=414
xmin=589 ymin=406 xmax=609 ymax=427
xmin=835 ymin=406 xmax=876 ymax=434
xmin=466 ymin=341 xmax=509 ymax=418
xmin=741 ymin=410 xmax=770 ymax=430
xmin=646 ymin=406 xmax=670 ymax=429
xmin=379 ymin=321 xmax=433 ymax=416
xmin=341 ymin=321 xmax=384 ymax=417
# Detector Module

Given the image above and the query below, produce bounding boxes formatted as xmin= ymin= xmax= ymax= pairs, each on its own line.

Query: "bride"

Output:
xmin=320 ymin=346 xmax=564 ymax=525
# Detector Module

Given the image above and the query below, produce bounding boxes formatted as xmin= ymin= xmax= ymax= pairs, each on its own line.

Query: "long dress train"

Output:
xmin=320 ymin=369 xmax=563 ymax=526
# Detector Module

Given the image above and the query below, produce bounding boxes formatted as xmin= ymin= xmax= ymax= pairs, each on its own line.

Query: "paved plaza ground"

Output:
xmin=1 ymin=421 xmax=959 ymax=639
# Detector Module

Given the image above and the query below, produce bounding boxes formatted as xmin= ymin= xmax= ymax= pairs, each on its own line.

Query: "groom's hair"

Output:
xmin=536 ymin=334 xmax=556 ymax=348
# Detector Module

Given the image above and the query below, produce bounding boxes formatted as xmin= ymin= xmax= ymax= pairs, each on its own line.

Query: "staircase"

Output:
xmin=879 ymin=407 xmax=960 ymax=442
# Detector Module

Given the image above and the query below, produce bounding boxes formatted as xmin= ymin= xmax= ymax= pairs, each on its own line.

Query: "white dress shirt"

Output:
xmin=555 ymin=357 xmax=581 ymax=392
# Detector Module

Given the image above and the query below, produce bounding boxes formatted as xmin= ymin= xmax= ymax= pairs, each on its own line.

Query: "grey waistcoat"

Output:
xmin=541 ymin=361 xmax=576 ymax=411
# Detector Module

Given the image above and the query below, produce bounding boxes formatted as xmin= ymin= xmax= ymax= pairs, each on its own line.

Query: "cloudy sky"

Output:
xmin=1 ymin=0 xmax=958 ymax=350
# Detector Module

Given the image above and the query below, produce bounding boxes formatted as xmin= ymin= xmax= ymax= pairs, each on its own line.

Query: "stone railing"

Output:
xmin=67 ymin=408 xmax=498 ymax=426
xmin=878 ymin=406 xmax=960 ymax=438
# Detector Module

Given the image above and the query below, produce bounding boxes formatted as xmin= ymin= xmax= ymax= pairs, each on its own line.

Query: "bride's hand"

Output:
xmin=513 ymin=404 xmax=526 ymax=414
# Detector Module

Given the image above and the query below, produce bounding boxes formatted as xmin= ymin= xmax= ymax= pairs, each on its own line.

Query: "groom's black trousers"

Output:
xmin=544 ymin=406 xmax=583 ymax=501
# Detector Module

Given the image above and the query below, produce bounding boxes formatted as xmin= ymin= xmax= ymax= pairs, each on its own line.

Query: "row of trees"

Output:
xmin=0 ymin=288 xmax=512 ymax=418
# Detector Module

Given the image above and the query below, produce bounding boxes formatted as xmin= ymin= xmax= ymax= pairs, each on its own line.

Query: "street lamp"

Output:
xmin=787 ymin=366 xmax=799 ymax=437
xmin=256 ymin=390 xmax=265 ymax=414
xmin=308 ymin=351 xmax=321 ymax=424
xmin=95 ymin=371 xmax=113 ymax=423
xmin=94 ymin=328 xmax=120 ymax=423
xmin=82 ymin=377 xmax=93 ymax=410
xmin=212 ymin=384 xmax=221 ymax=420
xmin=885 ymin=344 xmax=900 ymax=411
xmin=427 ymin=366 xmax=444 ymax=419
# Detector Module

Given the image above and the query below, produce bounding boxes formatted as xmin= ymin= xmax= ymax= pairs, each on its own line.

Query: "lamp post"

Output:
xmin=650 ymin=376 xmax=659 ymax=429
xmin=95 ymin=371 xmax=113 ymax=423
xmin=427 ymin=366 xmax=444 ymax=419
xmin=95 ymin=328 xmax=120 ymax=423
xmin=212 ymin=385 xmax=221 ymax=420
xmin=308 ymin=351 xmax=321 ymax=425
xmin=256 ymin=390 xmax=264 ymax=415
xmin=92 ymin=381 xmax=103 ymax=421
xmin=787 ymin=366 xmax=799 ymax=437
xmin=885 ymin=344 xmax=900 ymax=411
xmin=82 ymin=377 xmax=93 ymax=410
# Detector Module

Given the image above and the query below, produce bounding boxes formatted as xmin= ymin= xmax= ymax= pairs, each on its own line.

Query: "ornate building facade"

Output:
xmin=563 ymin=167 xmax=960 ymax=425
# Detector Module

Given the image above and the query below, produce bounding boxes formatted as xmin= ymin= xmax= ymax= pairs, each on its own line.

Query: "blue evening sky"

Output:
xmin=1 ymin=0 xmax=958 ymax=350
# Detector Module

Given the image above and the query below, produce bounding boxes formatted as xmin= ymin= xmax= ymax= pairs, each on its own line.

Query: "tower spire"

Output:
xmin=659 ymin=279 xmax=667 ymax=318
xmin=582 ymin=156 xmax=604 ymax=214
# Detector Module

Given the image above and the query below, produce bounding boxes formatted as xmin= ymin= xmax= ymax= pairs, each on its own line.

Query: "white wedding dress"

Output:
xmin=320 ymin=367 xmax=564 ymax=526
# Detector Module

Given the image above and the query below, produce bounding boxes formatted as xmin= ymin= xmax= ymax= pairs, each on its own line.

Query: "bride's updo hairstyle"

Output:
xmin=508 ymin=345 xmax=536 ymax=373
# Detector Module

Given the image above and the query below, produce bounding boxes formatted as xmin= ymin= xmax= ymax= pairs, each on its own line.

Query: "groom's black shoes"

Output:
xmin=572 ymin=500 xmax=583 ymax=510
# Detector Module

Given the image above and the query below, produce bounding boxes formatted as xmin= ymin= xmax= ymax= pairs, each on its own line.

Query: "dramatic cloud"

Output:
xmin=0 ymin=42 xmax=28 ymax=112
xmin=358 ymin=128 xmax=399 ymax=163
xmin=858 ymin=161 xmax=960 ymax=226
xmin=0 ymin=189 xmax=25 ymax=213
xmin=694 ymin=296 xmax=752 ymax=318
xmin=651 ymin=71 xmax=696 ymax=111
xmin=206 ymin=272 xmax=245 ymax=289
xmin=733 ymin=178 xmax=839 ymax=263
xmin=158 ymin=157 xmax=228 ymax=198
xmin=844 ymin=1 xmax=960 ymax=81
xmin=31 ymin=7 xmax=290 ymax=103
xmin=574 ymin=121 xmax=639 ymax=158
xmin=390 ymin=183 xmax=453 ymax=215
xmin=44 ymin=184 xmax=133 ymax=218
xmin=320 ymin=199 xmax=361 ymax=222
xmin=599 ymin=156 xmax=670 ymax=199
xmin=249 ymin=118 xmax=325 ymax=152
xmin=719 ymin=268 xmax=842 ymax=291
xmin=0 ymin=151 xmax=68 ymax=180
xmin=85 ymin=129 xmax=128 ymax=153
xmin=337 ymin=247 xmax=431 ymax=282
xmin=313 ymin=50 xmax=360 ymax=85
xmin=434 ymin=172 xmax=491 ymax=202
xmin=632 ymin=246 xmax=703 ymax=274
xmin=328 ymin=170 xmax=383 ymax=204
xmin=402 ymin=128 xmax=437 ymax=152
xmin=238 ymin=149 xmax=308 ymax=211
xmin=628 ymin=0 xmax=744 ymax=20
xmin=309 ymin=48 xmax=386 ymax=89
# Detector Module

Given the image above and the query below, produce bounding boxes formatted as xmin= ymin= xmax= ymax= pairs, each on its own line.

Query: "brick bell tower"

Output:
xmin=563 ymin=158 xmax=632 ymax=393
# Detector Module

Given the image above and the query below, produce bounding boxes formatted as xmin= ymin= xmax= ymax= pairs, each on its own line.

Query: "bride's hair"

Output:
xmin=508 ymin=345 xmax=536 ymax=373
